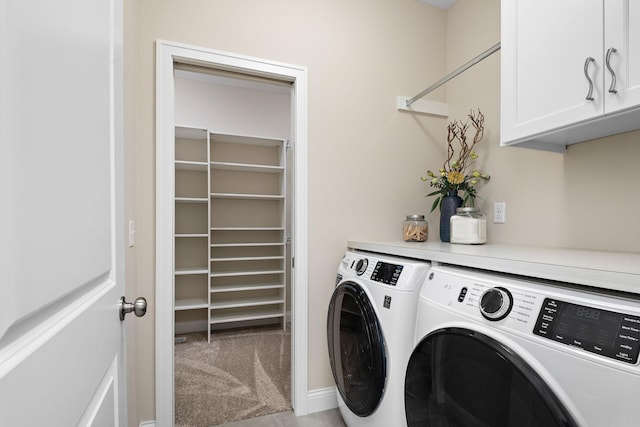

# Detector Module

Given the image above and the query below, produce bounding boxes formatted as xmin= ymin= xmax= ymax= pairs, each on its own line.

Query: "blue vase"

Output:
xmin=439 ymin=191 xmax=463 ymax=242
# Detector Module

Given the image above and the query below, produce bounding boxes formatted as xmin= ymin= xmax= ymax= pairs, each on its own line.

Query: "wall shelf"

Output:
xmin=175 ymin=298 xmax=209 ymax=311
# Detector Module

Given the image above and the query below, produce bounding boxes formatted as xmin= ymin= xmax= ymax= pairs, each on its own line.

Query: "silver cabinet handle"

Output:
xmin=605 ymin=47 xmax=618 ymax=94
xmin=584 ymin=57 xmax=596 ymax=101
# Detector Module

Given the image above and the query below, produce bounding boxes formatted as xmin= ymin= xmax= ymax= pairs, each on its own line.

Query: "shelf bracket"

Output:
xmin=396 ymin=96 xmax=448 ymax=117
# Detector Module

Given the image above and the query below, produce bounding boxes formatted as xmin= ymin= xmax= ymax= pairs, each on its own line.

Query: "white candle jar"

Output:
xmin=450 ymin=207 xmax=487 ymax=244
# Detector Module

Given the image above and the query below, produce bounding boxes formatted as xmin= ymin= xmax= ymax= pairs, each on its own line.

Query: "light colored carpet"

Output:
xmin=175 ymin=325 xmax=291 ymax=426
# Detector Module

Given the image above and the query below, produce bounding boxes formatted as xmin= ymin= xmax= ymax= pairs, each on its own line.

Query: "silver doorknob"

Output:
xmin=119 ymin=296 xmax=147 ymax=321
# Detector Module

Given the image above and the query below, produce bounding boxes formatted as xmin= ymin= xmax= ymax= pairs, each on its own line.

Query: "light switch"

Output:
xmin=128 ymin=220 xmax=136 ymax=247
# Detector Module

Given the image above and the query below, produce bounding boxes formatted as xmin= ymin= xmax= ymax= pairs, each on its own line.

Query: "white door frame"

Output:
xmin=155 ymin=40 xmax=309 ymax=425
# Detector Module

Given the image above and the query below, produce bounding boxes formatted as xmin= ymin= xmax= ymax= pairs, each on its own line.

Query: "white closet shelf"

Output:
xmin=175 ymin=267 xmax=209 ymax=275
xmin=210 ymin=193 xmax=284 ymax=200
xmin=210 ymin=255 xmax=285 ymax=262
xmin=210 ymin=227 xmax=284 ymax=231
xmin=211 ymin=133 xmax=283 ymax=147
xmin=175 ymin=233 xmax=208 ymax=238
xmin=175 ymin=197 xmax=208 ymax=203
xmin=210 ymin=296 xmax=284 ymax=310
xmin=210 ymin=282 xmax=284 ymax=293
xmin=210 ymin=308 xmax=284 ymax=325
xmin=175 ymin=160 xmax=208 ymax=171
xmin=210 ymin=269 xmax=284 ymax=278
xmin=210 ymin=242 xmax=285 ymax=247
xmin=175 ymin=298 xmax=209 ymax=311
xmin=210 ymin=161 xmax=283 ymax=173
xmin=175 ymin=125 xmax=208 ymax=139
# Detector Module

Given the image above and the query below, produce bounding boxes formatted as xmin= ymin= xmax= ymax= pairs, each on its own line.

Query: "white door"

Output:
xmin=501 ymin=0 xmax=604 ymax=144
xmin=0 ymin=0 xmax=131 ymax=425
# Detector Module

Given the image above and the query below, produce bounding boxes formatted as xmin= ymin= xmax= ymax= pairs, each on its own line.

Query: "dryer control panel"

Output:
xmin=534 ymin=298 xmax=640 ymax=364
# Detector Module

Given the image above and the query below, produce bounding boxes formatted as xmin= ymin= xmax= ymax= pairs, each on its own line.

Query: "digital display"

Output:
xmin=534 ymin=298 xmax=640 ymax=364
xmin=371 ymin=262 xmax=403 ymax=286
xmin=575 ymin=306 xmax=600 ymax=321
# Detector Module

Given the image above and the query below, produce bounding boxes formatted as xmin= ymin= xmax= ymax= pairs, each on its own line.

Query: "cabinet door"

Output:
xmin=501 ymin=0 xmax=604 ymax=145
xmin=604 ymin=1 xmax=640 ymax=113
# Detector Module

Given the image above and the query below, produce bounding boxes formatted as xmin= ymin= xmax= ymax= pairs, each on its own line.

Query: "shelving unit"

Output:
xmin=174 ymin=126 xmax=211 ymax=340
xmin=174 ymin=126 xmax=287 ymax=342
xmin=209 ymin=133 xmax=287 ymax=334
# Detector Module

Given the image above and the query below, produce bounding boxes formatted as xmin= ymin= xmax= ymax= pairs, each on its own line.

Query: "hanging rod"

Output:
xmin=405 ymin=42 xmax=501 ymax=108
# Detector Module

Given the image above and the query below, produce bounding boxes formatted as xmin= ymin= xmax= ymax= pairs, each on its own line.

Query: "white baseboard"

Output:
xmin=139 ymin=387 xmax=337 ymax=425
xmin=306 ymin=387 xmax=338 ymax=414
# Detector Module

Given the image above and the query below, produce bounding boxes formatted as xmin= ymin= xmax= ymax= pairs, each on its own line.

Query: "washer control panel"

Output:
xmin=371 ymin=261 xmax=403 ymax=286
xmin=479 ymin=287 xmax=514 ymax=321
xmin=424 ymin=266 xmax=640 ymax=365
xmin=534 ymin=298 xmax=640 ymax=364
xmin=355 ymin=258 xmax=368 ymax=276
xmin=339 ymin=250 xmax=429 ymax=291
xmin=426 ymin=270 xmax=539 ymax=328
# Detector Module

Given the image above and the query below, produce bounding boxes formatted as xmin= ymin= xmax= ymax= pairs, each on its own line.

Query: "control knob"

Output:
xmin=355 ymin=258 xmax=368 ymax=276
xmin=479 ymin=287 xmax=513 ymax=321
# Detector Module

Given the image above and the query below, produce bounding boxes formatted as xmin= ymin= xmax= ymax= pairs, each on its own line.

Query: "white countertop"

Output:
xmin=347 ymin=240 xmax=640 ymax=295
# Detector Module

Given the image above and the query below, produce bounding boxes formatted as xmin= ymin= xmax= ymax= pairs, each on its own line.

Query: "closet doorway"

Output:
xmin=156 ymin=41 xmax=309 ymax=426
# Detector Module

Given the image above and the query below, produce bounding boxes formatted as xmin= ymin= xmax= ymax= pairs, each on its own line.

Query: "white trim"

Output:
xmin=307 ymin=387 xmax=339 ymax=414
xmin=77 ymin=356 xmax=118 ymax=426
xmin=139 ymin=421 xmax=156 ymax=427
xmin=155 ymin=40 xmax=310 ymax=425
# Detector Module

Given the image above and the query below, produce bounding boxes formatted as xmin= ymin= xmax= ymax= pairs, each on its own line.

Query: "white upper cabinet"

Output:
xmin=501 ymin=1 xmax=640 ymax=152
xmin=605 ymin=2 xmax=640 ymax=112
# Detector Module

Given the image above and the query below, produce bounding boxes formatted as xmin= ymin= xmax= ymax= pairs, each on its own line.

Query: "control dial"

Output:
xmin=479 ymin=287 xmax=513 ymax=321
xmin=355 ymin=258 xmax=368 ymax=276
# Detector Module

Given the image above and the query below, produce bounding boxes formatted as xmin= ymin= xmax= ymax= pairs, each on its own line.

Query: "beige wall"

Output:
xmin=445 ymin=0 xmax=640 ymax=253
xmin=126 ymin=0 xmax=640 ymax=423
xmin=127 ymin=0 xmax=447 ymax=422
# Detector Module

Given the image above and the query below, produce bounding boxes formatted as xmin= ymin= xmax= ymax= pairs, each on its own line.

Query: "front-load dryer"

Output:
xmin=405 ymin=265 xmax=640 ymax=427
xmin=327 ymin=250 xmax=430 ymax=427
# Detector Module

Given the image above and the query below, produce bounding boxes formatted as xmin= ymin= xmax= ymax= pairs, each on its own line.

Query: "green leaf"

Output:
xmin=430 ymin=196 xmax=441 ymax=212
xmin=426 ymin=190 xmax=442 ymax=197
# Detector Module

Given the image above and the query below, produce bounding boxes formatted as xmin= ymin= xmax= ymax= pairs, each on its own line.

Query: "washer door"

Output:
xmin=327 ymin=281 xmax=386 ymax=417
xmin=405 ymin=327 xmax=578 ymax=427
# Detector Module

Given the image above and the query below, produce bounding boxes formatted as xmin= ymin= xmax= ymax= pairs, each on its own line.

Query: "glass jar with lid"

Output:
xmin=450 ymin=207 xmax=487 ymax=244
xmin=403 ymin=215 xmax=428 ymax=242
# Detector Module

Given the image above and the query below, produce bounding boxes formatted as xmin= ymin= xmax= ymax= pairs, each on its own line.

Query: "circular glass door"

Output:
xmin=405 ymin=327 xmax=578 ymax=427
xmin=327 ymin=281 xmax=386 ymax=417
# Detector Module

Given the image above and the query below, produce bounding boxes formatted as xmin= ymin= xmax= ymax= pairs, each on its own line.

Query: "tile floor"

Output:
xmin=217 ymin=409 xmax=346 ymax=427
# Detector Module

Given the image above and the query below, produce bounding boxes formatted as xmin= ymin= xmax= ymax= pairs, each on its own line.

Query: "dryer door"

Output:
xmin=405 ymin=327 xmax=578 ymax=427
xmin=327 ymin=281 xmax=386 ymax=417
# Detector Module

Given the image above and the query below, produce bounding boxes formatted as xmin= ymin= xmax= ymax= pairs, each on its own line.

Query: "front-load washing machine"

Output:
xmin=327 ymin=250 xmax=430 ymax=427
xmin=405 ymin=265 xmax=640 ymax=427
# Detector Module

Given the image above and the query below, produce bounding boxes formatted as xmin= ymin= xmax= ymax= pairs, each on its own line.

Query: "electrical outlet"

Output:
xmin=493 ymin=202 xmax=506 ymax=224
